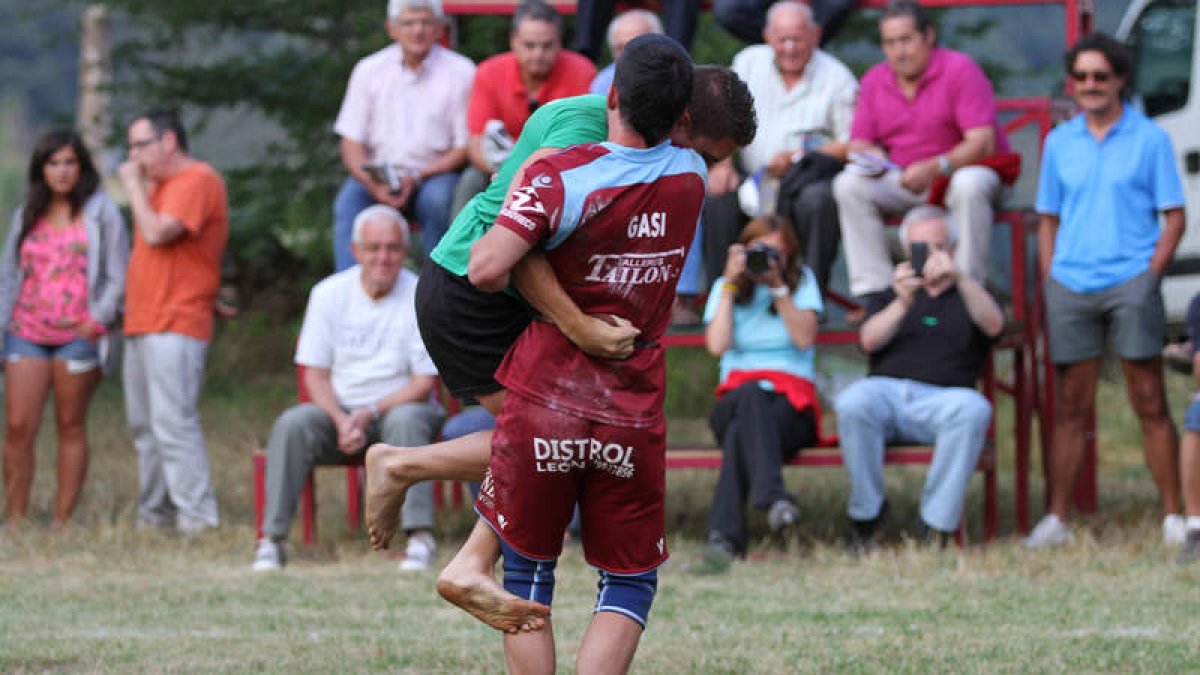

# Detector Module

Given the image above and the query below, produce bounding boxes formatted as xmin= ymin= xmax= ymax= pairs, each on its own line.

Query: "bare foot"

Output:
xmin=364 ymin=443 xmax=412 ymax=550
xmin=437 ymin=563 xmax=550 ymax=634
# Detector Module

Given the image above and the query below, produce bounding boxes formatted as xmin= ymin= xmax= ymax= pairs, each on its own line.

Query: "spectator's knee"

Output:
xmin=832 ymin=170 xmax=870 ymax=204
xmin=1128 ymin=383 xmax=1171 ymax=422
xmin=271 ymin=404 xmax=320 ymax=443
xmin=948 ymin=392 xmax=992 ymax=430
xmin=945 ymin=166 xmax=1000 ymax=204
xmin=381 ymin=402 xmax=438 ymax=444
xmin=798 ymin=180 xmax=835 ymax=208
xmin=835 ymin=383 xmax=875 ymax=423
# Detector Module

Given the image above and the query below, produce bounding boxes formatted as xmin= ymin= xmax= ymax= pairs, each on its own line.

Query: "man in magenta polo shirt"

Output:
xmin=451 ymin=0 xmax=596 ymax=214
xmin=832 ymin=0 xmax=1008 ymax=298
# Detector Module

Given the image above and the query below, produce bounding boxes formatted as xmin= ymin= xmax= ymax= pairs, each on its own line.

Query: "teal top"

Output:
xmin=430 ymin=94 xmax=609 ymax=276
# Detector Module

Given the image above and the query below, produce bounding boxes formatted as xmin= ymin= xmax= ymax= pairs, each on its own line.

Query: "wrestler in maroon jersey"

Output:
xmin=464 ymin=34 xmax=705 ymax=675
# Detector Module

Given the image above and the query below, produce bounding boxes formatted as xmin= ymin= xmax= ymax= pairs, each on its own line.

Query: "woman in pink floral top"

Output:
xmin=0 ymin=129 xmax=129 ymax=530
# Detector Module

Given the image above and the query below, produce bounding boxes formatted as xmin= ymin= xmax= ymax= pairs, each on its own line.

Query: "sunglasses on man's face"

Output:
xmin=1069 ymin=69 xmax=1114 ymax=83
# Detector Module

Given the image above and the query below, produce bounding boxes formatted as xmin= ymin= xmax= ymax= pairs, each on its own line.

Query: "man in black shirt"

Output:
xmin=835 ymin=205 xmax=1003 ymax=550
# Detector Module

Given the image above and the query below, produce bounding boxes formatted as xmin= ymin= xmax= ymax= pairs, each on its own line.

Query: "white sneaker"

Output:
xmin=251 ymin=538 xmax=286 ymax=572
xmin=399 ymin=530 xmax=436 ymax=572
xmin=1023 ymin=514 xmax=1074 ymax=549
xmin=1163 ymin=514 xmax=1187 ymax=545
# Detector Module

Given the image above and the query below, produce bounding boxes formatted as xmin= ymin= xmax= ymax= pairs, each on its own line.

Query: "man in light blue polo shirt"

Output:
xmin=1025 ymin=33 xmax=1187 ymax=549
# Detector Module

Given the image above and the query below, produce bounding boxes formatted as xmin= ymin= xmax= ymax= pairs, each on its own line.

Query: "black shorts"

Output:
xmin=416 ymin=261 xmax=534 ymax=399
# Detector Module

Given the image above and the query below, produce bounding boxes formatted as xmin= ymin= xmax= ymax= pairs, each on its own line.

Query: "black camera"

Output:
xmin=745 ymin=244 xmax=780 ymax=276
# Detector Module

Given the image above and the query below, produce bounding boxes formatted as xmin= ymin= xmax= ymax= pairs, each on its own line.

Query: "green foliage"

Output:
xmin=100 ymin=0 xmax=397 ymax=304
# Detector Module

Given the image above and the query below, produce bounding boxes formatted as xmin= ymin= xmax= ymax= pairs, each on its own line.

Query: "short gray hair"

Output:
xmin=607 ymin=9 xmax=663 ymax=50
xmin=765 ymin=1 xmax=815 ymax=32
xmin=388 ymin=0 xmax=443 ymax=20
xmin=352 ymin=205 xmax=409 ymax=246
xmin=899 ymin=204 xmax=959 ymax=247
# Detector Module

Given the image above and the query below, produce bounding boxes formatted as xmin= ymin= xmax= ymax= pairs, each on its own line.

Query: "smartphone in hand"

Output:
xmin=910 ymin=242 xmax=930 ymax=277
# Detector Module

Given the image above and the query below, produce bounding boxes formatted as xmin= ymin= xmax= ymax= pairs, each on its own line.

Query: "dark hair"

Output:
xmin=511 ymin=0 xmax=561 ymax=36
xmin=1065 ymin=32 xmax=1134 ymax=100
xmin=688 ymin=65 xmax=758 ymax=148
xmin=881 ymin=0 xmax=933 ymax=34
xmin=19 ymin=129 xmax=100 ymax=254
xmin=733 ymin=214 xmax=801 ymax=305
xmin=612 ymin=34 xmax=693 ymax=146
xmin=135 ymin=108 xmax=189 ymax=153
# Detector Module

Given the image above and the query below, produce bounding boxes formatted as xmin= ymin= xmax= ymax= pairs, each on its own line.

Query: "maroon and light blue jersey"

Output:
xmin=492 ymin=141 xmax=706 ymax=428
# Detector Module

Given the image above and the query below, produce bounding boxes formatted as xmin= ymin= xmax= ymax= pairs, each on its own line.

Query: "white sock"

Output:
xmin=1186 ymin=516 xmax=1200 ymax=532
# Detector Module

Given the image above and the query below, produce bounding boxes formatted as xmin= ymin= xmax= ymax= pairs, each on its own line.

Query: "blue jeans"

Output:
xmin=332 ymin=172 xmax=461 ymax=271
xmin=835 ymin=376 xmax=991 ymax=531
xmin=1185 ymin=397 xmax=1200 ymax=433
xmin=441 ymin=406 xmax=496 ymax=499
xmin=4 ymin=331 xmax=99 ymax=363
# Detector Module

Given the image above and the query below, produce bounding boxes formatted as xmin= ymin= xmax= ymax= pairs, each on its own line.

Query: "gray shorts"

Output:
xmin=1045 ymin=268 xmax=1165 ymax=364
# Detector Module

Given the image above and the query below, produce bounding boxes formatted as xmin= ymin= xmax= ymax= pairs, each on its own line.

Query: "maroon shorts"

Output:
xmin=475 ymin=392 xmax=668 ymax=575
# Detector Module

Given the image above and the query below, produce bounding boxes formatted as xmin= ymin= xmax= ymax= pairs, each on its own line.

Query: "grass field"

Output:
xmin=1 ymin=319 xmax=1199 ymax=673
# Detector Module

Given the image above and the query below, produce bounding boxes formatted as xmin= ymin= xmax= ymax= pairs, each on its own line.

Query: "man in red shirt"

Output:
xmin=451 ymin=0 xmax=596 ymax=215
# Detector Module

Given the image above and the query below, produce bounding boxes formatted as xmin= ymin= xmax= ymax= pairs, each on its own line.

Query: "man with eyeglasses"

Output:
xmin=1024 ymin=33 xmax=1187 ymax=550
xmin=332 ymin=0 xmax=475 ymax=268
xmin=451 ymin=0 xmax=595 ymax=217
xmin=118 ymin=108 xmax=226 ymax=535
xmin=252 ymin=205 xmax=443 ymax=572
xmin=833 ymin=0 xmax=1010 ymax=299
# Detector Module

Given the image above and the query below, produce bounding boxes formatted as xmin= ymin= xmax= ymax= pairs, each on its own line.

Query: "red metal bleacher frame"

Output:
xmin=446 ymin=0 xmax=1096 ymax=534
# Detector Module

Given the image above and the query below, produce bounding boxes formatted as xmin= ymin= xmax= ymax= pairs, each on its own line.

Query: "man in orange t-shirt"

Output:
xmin=118 ymin=109 xmax=228 ymax=534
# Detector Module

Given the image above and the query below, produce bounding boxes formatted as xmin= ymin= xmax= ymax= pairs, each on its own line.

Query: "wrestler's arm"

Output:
xmin=512 ymin=255 xmax=639 ymax=359
xmin=468 ymin=226 xmax=532 ymax=292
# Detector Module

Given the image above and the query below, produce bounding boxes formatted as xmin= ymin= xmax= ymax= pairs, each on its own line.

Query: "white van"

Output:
xmin=1119 ymin=0 xmax=1200 ymax=323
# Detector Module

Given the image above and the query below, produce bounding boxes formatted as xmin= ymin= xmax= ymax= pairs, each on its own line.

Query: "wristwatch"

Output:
xmin=937 ymin=154 xmax=952 ymax=175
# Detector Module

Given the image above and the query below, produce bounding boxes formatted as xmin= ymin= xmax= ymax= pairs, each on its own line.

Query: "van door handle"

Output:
xmin=1187 ymin=150 xmax=1200 ymax=174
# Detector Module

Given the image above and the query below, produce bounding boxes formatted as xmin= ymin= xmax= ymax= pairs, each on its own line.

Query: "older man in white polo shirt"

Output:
xmin=254 ymin=206 xmax=443 ymax=573
xmin=332 ymin=0 xmax=475 ymax=268
xmin=703 ymin=1 xmax=857 ymax=293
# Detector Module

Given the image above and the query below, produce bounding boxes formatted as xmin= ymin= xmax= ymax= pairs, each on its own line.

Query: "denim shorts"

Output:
xmin=4 ymin=331 xmax=100 ymax=371
xmin=1185 ymin=397 xmax=1200 ymax=433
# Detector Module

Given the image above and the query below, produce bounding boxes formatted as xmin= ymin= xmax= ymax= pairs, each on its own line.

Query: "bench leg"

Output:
xmin=347 ymin=466 xmax=362 ymax=532
xmin=301 ymin=473 xmax=316 ymax=546
xmin=253 ymin=454 xmax=266 ymax=541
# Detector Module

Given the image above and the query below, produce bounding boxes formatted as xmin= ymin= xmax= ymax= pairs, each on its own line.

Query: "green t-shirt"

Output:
xmin=430 ymin=94 xmax=609 ymax=276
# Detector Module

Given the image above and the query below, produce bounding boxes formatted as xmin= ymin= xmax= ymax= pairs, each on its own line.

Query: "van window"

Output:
xmin=1129 ymin=0 xmax=1196 ymax=117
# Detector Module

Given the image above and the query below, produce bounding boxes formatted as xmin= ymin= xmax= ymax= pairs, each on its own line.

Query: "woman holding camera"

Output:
xmin=703 ymin=214 xmax=824 ymax=564
xmin=0 ymin=129 xmax=129 ymax=530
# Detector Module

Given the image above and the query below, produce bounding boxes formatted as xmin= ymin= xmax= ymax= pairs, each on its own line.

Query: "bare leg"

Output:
xmin=577 ymin=612 xmax=644 ymax=675
xmin=1048 ymin=359 xmax=1100 ymax=520
xmin=437 ymin=519 xmax=550 ymax=632
xmin=3 ymin=359 xmax=53 ymax=525
xmin=503 ymin=617 xmax=556 ymax=675
xmin=1121 ymin=357 xmax=1182 ymax=515
xmin=366 ymin=389 xmax=507 ymax=549
xmin=365 ymin=430 xmax=493 ymax=549
xmin=49 ymin=360 xmax=101 ymax=529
